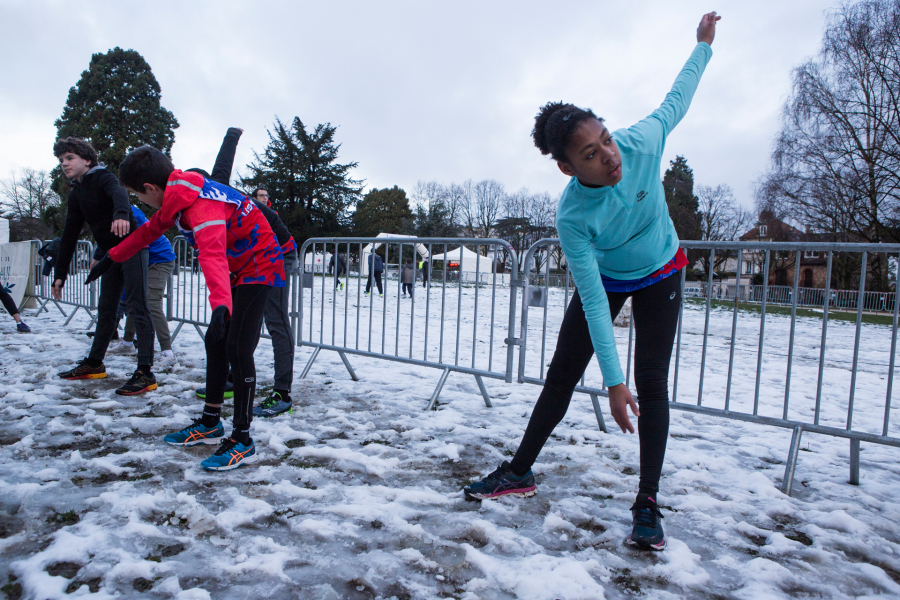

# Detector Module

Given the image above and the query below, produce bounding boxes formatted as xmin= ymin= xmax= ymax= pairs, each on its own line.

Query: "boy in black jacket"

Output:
xmin=52 ymin=137 xmax=157 ymax=395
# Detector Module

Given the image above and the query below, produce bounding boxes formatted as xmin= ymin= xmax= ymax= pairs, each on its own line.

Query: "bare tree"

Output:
xmin=1 ymin=169 xmax=59 ymax=241
xmin=462 ymin=179 xmax=504 ymax=243
xmin=696 ymin=184 xmax=753 ymax=275
xmin=757 ymin=0 xmax=900 ymax=291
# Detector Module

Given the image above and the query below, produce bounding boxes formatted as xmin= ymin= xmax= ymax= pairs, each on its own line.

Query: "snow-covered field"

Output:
xmin=0 ymin=278 xmax=898 ymax=599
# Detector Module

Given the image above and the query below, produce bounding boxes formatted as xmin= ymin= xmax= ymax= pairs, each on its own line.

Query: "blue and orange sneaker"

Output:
xmin=628 ymin=496 xmax=666 ymax=551
xmin=163 ymin=419 xmax=224 ymax=447
xmin=463 ymin=461 xmax=537 ymax=501
xmin=200 ymin=438 xmax=258 ymax=471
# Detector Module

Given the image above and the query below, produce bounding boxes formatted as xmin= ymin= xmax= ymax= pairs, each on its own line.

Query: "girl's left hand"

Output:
xmin=697 ymin=11 xmax=721 ymax=46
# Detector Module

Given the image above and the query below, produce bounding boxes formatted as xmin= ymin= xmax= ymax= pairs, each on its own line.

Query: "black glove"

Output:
xmin=206 ymin=306 xmax=230 ymax=342
xmin=85 ymin=254 xmax=114 ymax=285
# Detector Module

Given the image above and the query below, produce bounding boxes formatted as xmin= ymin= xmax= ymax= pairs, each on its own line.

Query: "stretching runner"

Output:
xmin=464 ymin=11 xmax=721 ymax=551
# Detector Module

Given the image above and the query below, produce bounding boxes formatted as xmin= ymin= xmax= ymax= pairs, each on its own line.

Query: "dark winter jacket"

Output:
xmin=55 ymin=165 xmax=136 ymax=282
xmin=368 ymin=253 xmax=383 ymax=273
xmin=329 ymin=254 xmax=346 ymax=273
xmin=401 ymin=263 xmax=416 ymax=284
xmin=38 ymin=237 xmax=61 ymax=277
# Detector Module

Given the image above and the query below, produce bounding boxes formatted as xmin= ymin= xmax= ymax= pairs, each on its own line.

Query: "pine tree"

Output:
xmin=352 ymin=186 xmax=412 ymax=237
xmin=241 ymin=117 xmax=363 ymax=243
xmin=663 ymin=156 xmax=701 ymax=241
xmin=54 ymin=47 xmax=178 ymax=172
xmin=50 ymin=48 xmax=178 ymax=233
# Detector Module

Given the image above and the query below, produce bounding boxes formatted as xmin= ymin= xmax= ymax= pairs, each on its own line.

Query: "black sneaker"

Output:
xmin=58 ymin=359 xmax=107 ymax=380
xmin=196 ymin=381 xmax=234 ymax=399
xmin=115 ymin=369 xmax=158 ymax=396
xmin=253 ymin=391 xmax=292 ymax=418
xmin=628 ymin=496 xmax=666 ymax=550
xmin=463 ymin=461 xmax=537 ymax=501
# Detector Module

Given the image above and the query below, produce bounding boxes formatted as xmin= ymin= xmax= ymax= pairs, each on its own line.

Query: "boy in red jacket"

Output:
xmin=89 ymin=145 xmax=286 ymax=471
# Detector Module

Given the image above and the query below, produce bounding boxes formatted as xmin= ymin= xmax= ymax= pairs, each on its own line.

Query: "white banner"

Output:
xmin=0 ymin=241 xmax=33 ymax=311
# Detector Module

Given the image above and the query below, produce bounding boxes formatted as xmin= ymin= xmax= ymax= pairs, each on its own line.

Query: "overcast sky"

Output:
xmin=2 ymin=1 xmax=832 ymax=210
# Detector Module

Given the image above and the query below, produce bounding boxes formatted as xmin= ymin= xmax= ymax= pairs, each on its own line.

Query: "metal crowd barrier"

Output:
xmin=168 ymin=236 xmax=211 ymax=341
xmin=296 ymin=237 xmax=519 ymax=410
xmin=29 ymin=239 xmax=98 ymax=327
xmin=683 ymin=281 xmax=896 ymax=312
xmin=518 ymin=239 xmax=900 ymax=495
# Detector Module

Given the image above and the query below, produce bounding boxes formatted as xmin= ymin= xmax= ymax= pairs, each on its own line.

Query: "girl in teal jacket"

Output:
xmin=465 ymin=11 xmax=721 ymax=551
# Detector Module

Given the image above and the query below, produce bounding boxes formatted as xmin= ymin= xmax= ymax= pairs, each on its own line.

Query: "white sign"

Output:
xmin=0 ymin=242 xmax=33 ymax=310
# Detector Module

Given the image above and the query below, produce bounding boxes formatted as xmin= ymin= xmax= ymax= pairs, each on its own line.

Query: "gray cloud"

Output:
xmin=1 ymin=0 xmax=831 ymax=209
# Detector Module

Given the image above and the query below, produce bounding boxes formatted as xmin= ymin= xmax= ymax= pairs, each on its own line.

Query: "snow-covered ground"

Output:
xmin=0 ymin=277 xmax=898 ymax=599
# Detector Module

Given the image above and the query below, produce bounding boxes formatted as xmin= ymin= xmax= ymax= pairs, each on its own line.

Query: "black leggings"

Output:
xmin=0 ymin=286 xmax=19 ymax=317
xmin=204 ymin=284 xmax=270 ymax=434
xmin=509 ymin=273 xmax=682 ymax=496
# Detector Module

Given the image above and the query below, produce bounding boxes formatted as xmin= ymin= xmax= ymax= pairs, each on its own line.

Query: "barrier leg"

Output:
xmin=474 ymin=374 xmax=492 ymax=408
xmin=426 ymin=367 xmax=451 ymax=411
xmin=849 ymin=438 xmax=860 ymax=486
xmin=85 ymin=310 xmax=98 ymax=330
xmin=590 ymin=393 xmax=608 ymax=433
xmin=33 ymin=297 xmax=51 ymax=315
xmin=299 ymin=347 xmax=321 ymax=380
xmin=51 ymin=299 xmax=68 ymax=317
xmin=781 ymin=425 xmax=803 ymax=496
xmin=170 ymin=321 xmax=184 ymax=343
xmin=338 ymin=351 xmax=359 ymax=381
xmin=63 ymin=306 xmax=81 ymax=327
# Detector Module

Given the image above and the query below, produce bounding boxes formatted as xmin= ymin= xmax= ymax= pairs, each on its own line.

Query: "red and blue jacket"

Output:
xmin=109 ymin=170 xmax=285 ymax=315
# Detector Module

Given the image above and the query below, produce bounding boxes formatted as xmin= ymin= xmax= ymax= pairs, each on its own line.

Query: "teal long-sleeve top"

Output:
xmin=555 ymin=42 xmax=713 ymax=388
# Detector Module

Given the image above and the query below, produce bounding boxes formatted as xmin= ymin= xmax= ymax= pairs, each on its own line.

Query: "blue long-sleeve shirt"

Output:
xmin=555 ymin=42 xmax=713 ymax=387
xmin=131 ymin=205 xmax=176 ymax=265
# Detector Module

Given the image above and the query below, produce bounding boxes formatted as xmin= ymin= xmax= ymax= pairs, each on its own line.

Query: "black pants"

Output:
xmin=334 ymin=266 xmax=345 ymax=288
xmin=0 ymin=287 xmax=19 ymax=317
xmin=204 ymin=284 xmax=270 ymax=433
xmin=509 ymin=273 xmax=682 ymax=496
xmin=366 ymin=271 xmax=383 ymax=294
xmin=90 ymin=249 xmax=154 ymax=367
xmin=402 ymin=283 xmax=413 ymax=296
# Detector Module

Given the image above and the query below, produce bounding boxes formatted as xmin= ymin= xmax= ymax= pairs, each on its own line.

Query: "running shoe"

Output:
xmin=201 ymin=438 xmax=258 ymax=471
xmin=108 ymin=339 xmax=136 ymax=355
xmin=16 ymin=322 xmax=31 ymax=333
xmin=163 ymin=419 xmax=224 ymax=447
xmin=253 ymin=391 xmax=292 ymax=418
xmin=115 ymin=369 xmax=158 ymax=395
xmin=58 ymin=359 xmax=107 ymax=380
xmin=464 ymin=461 xmax=537 ymax=501
xmin=628 ymin=496 xmax=666 ymax=551
xmin=195 ymin=381 xmax=234 ymax=399
xmin=156 ymin=349 xmax=177 ymax=368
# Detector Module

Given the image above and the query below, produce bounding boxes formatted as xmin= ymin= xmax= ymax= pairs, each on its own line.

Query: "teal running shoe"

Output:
xmin=200 ymin=438 xmax=258 ymax=471
xmin=464 ymin=461 xmax=537 ymax=501
xmin=628 ymin=496 xmax=666 ymax=551
xmin=163 ymin=419 xmax=224 ymax=447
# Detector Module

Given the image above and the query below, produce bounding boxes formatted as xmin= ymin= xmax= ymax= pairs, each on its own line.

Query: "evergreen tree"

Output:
xmin=54 ymin=47 xmax=178 ymax=173
xmin=412 ymin=199 xmax=458 ymax=238
xmin=241 ymin=117 xmax=363 ymax=243
xmin=663 ymin=156 xmax=701 ymax=241
xmin=352 ymin=186 xmax=412 ymax=237
xmin=50 ymin=47 xmax=178 ymax=233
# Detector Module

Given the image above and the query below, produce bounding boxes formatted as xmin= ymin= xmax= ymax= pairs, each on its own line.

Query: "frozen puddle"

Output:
xmin=0 ymin=301 xmax=898 ymax=599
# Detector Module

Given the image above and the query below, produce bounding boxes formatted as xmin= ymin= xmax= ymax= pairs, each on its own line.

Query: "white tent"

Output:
xmin=304 ymin=250 xmax=332 ymax=273
xmin=360 ymin=233 xmax=429 ymax=277
xmin=429 ymin=246 xmax=495 ymax=274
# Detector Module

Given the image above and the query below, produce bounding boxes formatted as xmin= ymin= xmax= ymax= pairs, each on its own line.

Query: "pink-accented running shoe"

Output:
xmin=464 ymin=461 xmax=537 ymax=501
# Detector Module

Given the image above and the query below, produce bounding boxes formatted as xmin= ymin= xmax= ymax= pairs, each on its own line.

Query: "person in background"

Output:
xmin=329 ymin=253 xmax=346 ymax=290
xmin=421 ymin=257 xmax=430 ymax=288
xmin=401 ymin=258 xmax=415 ymax=298
xmin=365 ymin=252 xmax=384 ymax=296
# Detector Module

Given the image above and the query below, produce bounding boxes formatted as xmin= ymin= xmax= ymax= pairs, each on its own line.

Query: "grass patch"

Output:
xmin=47 ymin=510 xmax=79 ymax=526
xmin=685 ymin=297 xmax=895 ymax=326
xmin=284 ymin=439 xmax=306 ymax=449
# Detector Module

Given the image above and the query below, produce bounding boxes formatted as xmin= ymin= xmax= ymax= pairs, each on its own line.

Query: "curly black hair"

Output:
xmin=52 ymin=137 xmax=99 ymax=168
xmin=531 ymin=102 xmax=602 ymax=162
xmin=118 ymin=146 xmax=175 ymax=191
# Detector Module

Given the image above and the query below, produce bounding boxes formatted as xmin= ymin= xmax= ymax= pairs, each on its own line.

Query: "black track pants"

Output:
xmin=0 ymin=286 xmax=18 ymax=317
xmin=366 ymin=271 xmax=383 ymax=294
xmin=204 ymin=284 xmax=270 ymax=433
xmin=509 ymin=273 xmax=682 ymax=496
